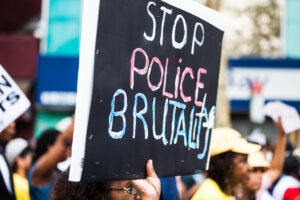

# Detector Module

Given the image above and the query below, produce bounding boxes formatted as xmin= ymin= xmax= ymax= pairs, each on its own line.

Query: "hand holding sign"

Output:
xmin=0 ymin=64 xmax=31 ymax=133
xmin=130 ymin=160 xmax=161 ymax=200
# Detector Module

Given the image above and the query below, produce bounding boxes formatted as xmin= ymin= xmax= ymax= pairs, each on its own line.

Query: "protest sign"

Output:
xmin=0 ymin=64 xmax=31 ymax=133
xmin=263 ymin=101 xmax=300 ymax=134
xmin=70 ymin=0 xmax=224 ymax=182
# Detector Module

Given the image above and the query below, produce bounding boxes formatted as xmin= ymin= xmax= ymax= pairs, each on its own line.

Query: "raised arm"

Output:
xmin=265 ymin=117 xmax=287 ymax=183
xmin=32 ymin=121 xmax=74 ymax=185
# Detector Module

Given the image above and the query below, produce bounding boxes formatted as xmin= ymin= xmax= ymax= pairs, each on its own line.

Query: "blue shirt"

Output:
xmin=28 ymin=163 xmax=59 ymax=200
xmin=160 ymin=177 xmax=179 ymax=200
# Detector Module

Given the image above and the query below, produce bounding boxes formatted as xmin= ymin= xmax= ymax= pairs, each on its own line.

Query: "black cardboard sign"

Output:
xmin=70 ymin=0 xmax=224 ymax=182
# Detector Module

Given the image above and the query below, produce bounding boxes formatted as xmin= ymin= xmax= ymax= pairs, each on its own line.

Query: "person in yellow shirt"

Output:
xmin=192 ymin=128 xmax=261 ymax=200
xmin=5 ymin=138 xmax=32 ymax=200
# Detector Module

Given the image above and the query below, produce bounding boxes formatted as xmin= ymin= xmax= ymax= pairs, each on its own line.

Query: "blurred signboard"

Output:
xmin=35 ymin=56 xmax=79 ymax=107
xmin=286 ymin=0 xmax=300 ymax=58
xmin=40 ymin=0 xmax=81 ymax=56
xmin=227 ymin=58 xmax=300 ymax=112
xmin=34 ymin=110 xmax=73 ymax=138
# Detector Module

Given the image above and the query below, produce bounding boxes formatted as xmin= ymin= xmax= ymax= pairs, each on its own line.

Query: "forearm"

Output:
xmin=33 ymin=122 xmax=74 ymax=179
xmin=271 ymin=133 xmax=286 ymax=170
xmin=33 ymin=135 xmax=67 ymax=177
xmin=60 ymin=121 xmax=74 ymax=144
xmin=267 ymin=122 xmax=287 ymax=182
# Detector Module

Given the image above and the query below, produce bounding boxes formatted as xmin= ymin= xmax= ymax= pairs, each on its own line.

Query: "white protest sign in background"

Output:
xmin=0 ymin=64 xmax=31 ymax=133
xmin=263 ymin=101 xmax=300 ymax=134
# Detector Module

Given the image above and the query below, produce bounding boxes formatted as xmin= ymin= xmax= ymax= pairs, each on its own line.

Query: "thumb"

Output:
xmin=146 ymin=160 xmax=158 ymax=178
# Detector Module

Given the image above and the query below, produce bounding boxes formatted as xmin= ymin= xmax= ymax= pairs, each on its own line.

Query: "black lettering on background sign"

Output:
xmin=81 ymin=0 xmax=223 ymax=182
xmin=0 ymin=75 xmax=12 ymax=95
xmin=0 ymin=74 xmax=20 ymax=113
xmin=0 ymin=91 xmax=21 ymax=113
xmin=0 ymin=100 xmax=5 ymax=112
xmin=7 ymin=91 xmax=20 ymax=105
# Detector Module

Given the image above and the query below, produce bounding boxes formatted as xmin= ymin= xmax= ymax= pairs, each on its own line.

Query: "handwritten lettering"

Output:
xmin=143 ymin=1 xmax=205 ymax=55
xmin=108 ymin=89 xmax=215 ymax=159
xmin=106 ymin=1 xmax=215 ymax=161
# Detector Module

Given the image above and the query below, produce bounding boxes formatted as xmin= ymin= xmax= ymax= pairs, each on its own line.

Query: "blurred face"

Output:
xmin=246 ymin=167 xmax=266 ymax=191
xmin=104 ymin=180 xmax=141 ymax=200
xmin=0 ymin=122 xmax=16 ymax=146
xmin=23 ymin=153 xmax=33 ymax=170
xmin=17 ymin=152 xmax=33 ymax=171
xmin=231 ymin=153 xmax=250 ymax=185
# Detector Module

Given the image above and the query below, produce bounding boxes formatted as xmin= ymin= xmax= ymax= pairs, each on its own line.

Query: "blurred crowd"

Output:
xmin=0 ymin=112 xmax=300 ymax=200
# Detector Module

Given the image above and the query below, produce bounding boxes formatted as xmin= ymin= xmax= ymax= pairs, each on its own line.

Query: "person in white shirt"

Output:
xmin=0 ymin=122 xmax=16 ymax=200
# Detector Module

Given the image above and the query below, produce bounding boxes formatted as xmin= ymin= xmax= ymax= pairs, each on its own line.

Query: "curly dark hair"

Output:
xmin=208 ymin=151 xmax=236 ymax=191
xmin=51 ymin=171 xmax=108 ymax=200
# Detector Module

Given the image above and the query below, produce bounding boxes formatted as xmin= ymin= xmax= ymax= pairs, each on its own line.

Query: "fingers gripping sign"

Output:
xmin=130 ymin=160 xmax=161 ymax=200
